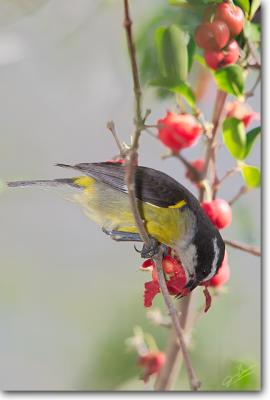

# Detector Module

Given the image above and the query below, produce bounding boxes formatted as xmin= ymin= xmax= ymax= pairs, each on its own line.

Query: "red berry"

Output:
xmin=204 ymin=49 xmax=225 ymax=70
xmin=194 ymin=20 xmax=230 ymax=51
xmin=201 ymin=198 xmax=232 ymax=229
xmin=222 ymin=40 xmax=240 ymax=64
xmin=207 ymin=251 xmax=230 ymax=287
xmin=204 ymin=40 xmax=240 ymax=70
xmin=215 ymin=2 xmax=244 ymax=36
xmin=185 ymin=159 xmax=205 ymax=183
xmin=157 ymin=112 xmax=202 ymax=152
xmin=138 ymin=352 xmax=166 ymax=382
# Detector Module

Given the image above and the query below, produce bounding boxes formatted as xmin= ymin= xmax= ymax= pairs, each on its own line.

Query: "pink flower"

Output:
xmin=141 ymin=254 xmax=188 ymax=307
xmin=226 ymin=101 xmax=260 ymax=128
xmin=138 ymin=351 xmax=166 ymax=382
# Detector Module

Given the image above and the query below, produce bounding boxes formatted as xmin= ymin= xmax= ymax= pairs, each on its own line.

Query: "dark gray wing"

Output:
xmin=56 ymin=162 xmax=200 ymax=208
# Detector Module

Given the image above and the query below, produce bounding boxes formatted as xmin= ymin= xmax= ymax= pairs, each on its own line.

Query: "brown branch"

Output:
xmin=229 ymin=185 xmax=250 ymax=206
xmin=202 ymin=90 xmax=228 ymax=200
xmin=174 ymin=153 xmax=203 ymax=181
xmin=122 ymin=0 xmax=200 ymax=391
xmin=161 ymin=151 xmax=203 ymax=182
xmin=213 ymin=167 xmax=239 ymax=197
xmin=225 ymin=239 xmax=261 ymax=257
xmin=123 ymin=0 xmax=150 ymax=246
xmin=155 ymin=255 xmax=201 ymax=391
xmin=154 ymin=294 xmax=193 ymax=390
xmin=123 ymin=0 xmax=143 ymax=138
xmin=106 ymin=121 xmax=127 ymax=157
xmin=245 ymin=71 xmax=261 ymax=99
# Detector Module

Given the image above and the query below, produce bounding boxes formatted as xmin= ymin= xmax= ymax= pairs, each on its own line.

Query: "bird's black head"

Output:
xmin=184 ymin=210 xmax=226 ymax=293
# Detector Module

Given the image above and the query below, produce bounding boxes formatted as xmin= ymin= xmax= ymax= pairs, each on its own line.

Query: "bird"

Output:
xmin=7 ymin=161 xmax=225 ymax=293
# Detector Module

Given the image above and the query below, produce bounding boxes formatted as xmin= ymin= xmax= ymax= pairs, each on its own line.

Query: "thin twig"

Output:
xmin=155 ymin=254 xmax=201 ymax=391
xmin=245 ymin=71 xmax=261 ymax=99
xmin=202 ymin=90 xmax=228 ymax=200
xmin=154 ymin=295 xmax=193 ymax=390
xmin=229 ymin=185 xmax=250 ymax=206
xmin=122 ymin=0 xmax=200 ymax=391
xmin=123 ymin=0 xmax=150 ymax=246
xmin=161 ymin=150 xmax=203 ymax=182
xmin=106 ymin=120 xmax=127 ymax=157
xmin=213 ymin=167 xmax=239 ymax=197
xmin=225 ymin=239 xmax=261 ymax=257
xmin=174 ymin=153 xmax=203 ymax=181
xmin=123 ymin=0 xmax=143 ymax=137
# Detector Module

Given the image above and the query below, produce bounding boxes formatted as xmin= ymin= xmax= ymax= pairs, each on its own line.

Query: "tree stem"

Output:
xmin=155 ymin=258 xmax=201 ymax=391
xmin=225 ymin=239 xmax=261 ymax=256
xmin=202 ymin=90 xmax=228 ymax=200
xmin=154 ymin=295 xmax=193 ymax=390
xmin=122 ymin=0 xmax=200 ymax=390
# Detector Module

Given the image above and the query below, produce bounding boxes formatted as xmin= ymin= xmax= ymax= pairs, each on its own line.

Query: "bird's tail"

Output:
xmin=7 ymin=178 xmax=75 ymax=188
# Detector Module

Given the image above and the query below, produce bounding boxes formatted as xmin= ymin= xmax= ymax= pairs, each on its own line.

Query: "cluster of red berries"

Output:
xmin=194 ymin=1 xmax=244 ymax=70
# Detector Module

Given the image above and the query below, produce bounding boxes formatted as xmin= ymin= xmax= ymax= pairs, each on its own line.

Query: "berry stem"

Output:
xmin=173 ymin=152 xmax=204 ymax=181
xmin=106 ymin=121 xmax=126 ymax=157
xmin=123 ymin=0 xmax=150 ymax=247
xmin=228 ymin=185 xmax=249 ymax=205
xmin=154 ymin=294 xmax=193 ymax=390
xmin=224 ymin=239 xmax=261 ymax=257
xmin=202 ymin=89 xmax=228 ymax=200
xmin=155 ymin=255 xmax=201 ymax=391
xmin=213 ymin=166 xmax=239 ymax=196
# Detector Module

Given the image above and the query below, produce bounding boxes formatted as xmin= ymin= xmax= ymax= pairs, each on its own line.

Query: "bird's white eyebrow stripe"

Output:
xmin=201 ymin=237 xmax=220 ymax=282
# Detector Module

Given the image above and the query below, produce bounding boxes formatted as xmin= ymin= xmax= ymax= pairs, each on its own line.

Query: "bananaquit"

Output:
xmin=8 ymin=162 xmax=225 ymax=292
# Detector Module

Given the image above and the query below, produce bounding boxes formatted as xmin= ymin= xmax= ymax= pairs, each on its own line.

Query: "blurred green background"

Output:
xmin=0 ymin=0 xmax=260 ymax=391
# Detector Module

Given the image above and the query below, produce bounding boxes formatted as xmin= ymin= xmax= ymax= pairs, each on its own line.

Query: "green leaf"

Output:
xmin=169 ymin=0 xmax=189 ymax=5
xmin=155 ymin=25 xmax=188 ymax=83
xmin=136 ymin=4 xmax=203 ymax=101
xmin=194 ymin=53 xmax=207 ymax=67
xmin=168 ymin=0 xmax=198 ymax=6
xmin=187 ymin=36 xmax=196 ymax=72
xmin=234 ymin=0 xmax=250 ymax=14
xmin=155 ymin=26 xmax=167 ymax=77
xmin=223 ymin=118 xmax=247 ymax=160
xmin=214 ymin=65 xmax=245 ymax=97
xmin=249 ymin=0 xmax=261 ymax=20
xmin=243 ymin=21 xmax=261 ymax=43
xmin=149 ymin=78 xmax=196 ymax=108
xmin=240 ymin=164 xmax=261 ymax=188
xmin=244 ymin=126 xmax=261 ymax=158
